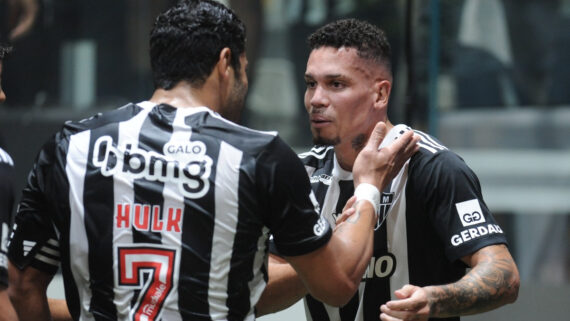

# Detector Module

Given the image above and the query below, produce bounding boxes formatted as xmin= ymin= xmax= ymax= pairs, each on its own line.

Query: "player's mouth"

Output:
xmin=310 ymin=115 xmax=332 ymax=128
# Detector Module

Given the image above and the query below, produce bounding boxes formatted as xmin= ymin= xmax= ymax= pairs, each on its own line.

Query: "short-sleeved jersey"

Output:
xmin=8 ymin=102 xmax=331 ymax=321
xmin=299 ymin=124 xmax=507 ymax=321
xmin=0 ymin=147 xmax=15 ymax=287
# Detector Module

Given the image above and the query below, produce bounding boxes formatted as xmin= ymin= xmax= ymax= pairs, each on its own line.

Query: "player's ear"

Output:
xmin=374 ymin=79 xmax=391 ymax=108
xmin=217 ymin=47 xmax=233 ymax=80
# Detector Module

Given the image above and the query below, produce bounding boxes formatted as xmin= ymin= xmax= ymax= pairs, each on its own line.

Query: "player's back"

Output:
xmin=10 ymin=102 xmax=310 ymax=321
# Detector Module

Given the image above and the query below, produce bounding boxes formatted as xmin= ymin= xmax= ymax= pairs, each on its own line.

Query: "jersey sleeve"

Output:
xmin=0 ymin=150 xmax=16 ymax=287
xmin=7 ymin=136 xmax=61 ymax=275
xmin=408 ymin=150 xmax=508 ymax=262
xmin=257 ymin=137 xmax=331 ymax=257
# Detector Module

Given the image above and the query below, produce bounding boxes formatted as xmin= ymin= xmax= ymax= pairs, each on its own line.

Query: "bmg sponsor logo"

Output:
xmin=93 ymin=136 xmax=213 ymax=199
xmin=455 ymin=199 xmax=485 ymax=227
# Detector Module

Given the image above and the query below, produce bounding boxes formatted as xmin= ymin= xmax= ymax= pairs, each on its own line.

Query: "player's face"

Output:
xmin=304 ymin=47 xmax=388 ymax=149
xmin=0 ymin=61 xmax=5 ymax=104
xmin=222 ymin=54 xmax=248 ymax=123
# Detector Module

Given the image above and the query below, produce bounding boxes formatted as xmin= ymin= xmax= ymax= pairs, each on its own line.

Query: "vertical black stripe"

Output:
xmin=84 ymin=123 xmax=120 ymax=320
xmin=306 ymin=295 xmax=331 ymax=321
xmin=336 ymin=180 xmax=358 ymax=321
xmin=363 ymin=183 xmax=393 ymax=321
xmin=177 ymin=121 xmax=219 ymax=320
xmin=227 ymin=155 xmax=263 ymax=320
xmin=131 ymin=109 xmax=173 ymax=244
xmin=53 ymin=137 xmax=82 ymax=320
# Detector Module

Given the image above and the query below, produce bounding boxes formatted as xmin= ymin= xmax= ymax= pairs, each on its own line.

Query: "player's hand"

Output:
xmin=353 ymin=122 xmax=419 ymax=192
xmin=380 ymin=284 xmax=431 ymax=321
xmin=334 ymin=196 xmax=357 ymax=229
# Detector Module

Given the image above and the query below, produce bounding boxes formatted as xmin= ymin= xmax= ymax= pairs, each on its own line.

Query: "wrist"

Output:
xmin=353 ymin=183 xmax=380 ymax=219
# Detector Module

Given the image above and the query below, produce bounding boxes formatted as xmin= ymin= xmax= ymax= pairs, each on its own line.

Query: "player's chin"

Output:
xmin=312 ymin=133 xmax=340 ymax=146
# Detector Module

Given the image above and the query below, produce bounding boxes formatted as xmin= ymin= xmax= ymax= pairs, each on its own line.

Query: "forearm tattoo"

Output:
xmin=429 ymin=245 xmax=518 ymax=317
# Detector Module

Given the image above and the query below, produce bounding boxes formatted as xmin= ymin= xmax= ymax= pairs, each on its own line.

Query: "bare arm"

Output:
xmin=0 ymin=286 xmax=18 ymax=321
xmin=48 ymin=298 xmax=72 ymax=321
xmin=257 ymin=198 xmax=358 ymax=316
xmin=381 ymin=244 xmax=520 ymax=320
xmin=255 ymin=255 xmax=307 ymax=316
xmin=8 ymin=261 xmax=53 ymax=321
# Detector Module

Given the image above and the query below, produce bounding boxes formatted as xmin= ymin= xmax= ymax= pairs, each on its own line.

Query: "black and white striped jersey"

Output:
xmin=299 ymin=124 xmax=508 ymax=321
xmin=8 ymin=102 xmax=331 ymax=321
xmin=0 ymin=147 xmax=15 ymax=287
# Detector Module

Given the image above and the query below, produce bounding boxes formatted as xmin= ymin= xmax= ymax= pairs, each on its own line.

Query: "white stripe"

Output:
xmin=156 ymin=108 xmax=187 ymax=321
xmin=387 ymin=163 xmax=410 ymax=300
xmin=415 ymin=131 xmax=447 ymax=151
xmin=23 ymin=240 xmax=36 ymax=247
xmin=247 ymin=226 xmax=270 ymax=317
xmin=209 ymin=141 xmax=243 ymax=319
xmin=40 ymin=246 xmax=60 ymax=257
xmin=1 ymin=223 xmax=8 ymax=253
xmin=34 ymin=253 xmax=60 ymax=266
xmin=416 ymin=132 xmax=445 ymax=153
xmin=47 ymin=239 xmax=60 ymax=246
xmin=112 ymin=107 xmax=153 ymax=320
xmin=67 ymin=130 xmax=96 ymax=321
xmin=0 ymin=148 xmax=13 ymax=166
xmin=417 ymin=141 xmax=438 ymax=154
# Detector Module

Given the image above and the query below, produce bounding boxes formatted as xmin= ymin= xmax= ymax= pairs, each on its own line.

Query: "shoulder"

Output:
xmin=61 ymin=103 xmax=144 ymax=137
xmin=410 ymin=130 xmax=468 ymax=173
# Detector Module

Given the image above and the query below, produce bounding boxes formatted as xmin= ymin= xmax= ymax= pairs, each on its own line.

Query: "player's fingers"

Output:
xmin=380 ymin=305 xmax=406 ymax=321
xmin=366 ymin=122 xmax=387 ymax=150
xmin=335 ymin=208 xmax=356 ymax=226
xmin=343 ymin=195 xmax=357 ymax=212
xmin=393 ymin=284 xmax=416 ymax=299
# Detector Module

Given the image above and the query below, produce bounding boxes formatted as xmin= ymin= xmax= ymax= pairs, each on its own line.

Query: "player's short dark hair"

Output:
xmin=0 ymin=44 xmax=13 ymax=60
xmin=150 ymin=0 xmax=246 ymax=89
xmin=308 ymin=18 xmax=391 ymax=72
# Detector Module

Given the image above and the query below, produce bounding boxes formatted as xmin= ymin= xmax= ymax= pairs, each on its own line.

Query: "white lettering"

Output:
xmin=93 ymin=136 xmax=212 ymax=199
xmin=468 ymin=228 xmax=479 ymax=239
xmin=451 ymin=234 xmax=463 ymax=246
xmin=461 ymin=230 xmax=471 ymax=242
xmin=365 ymin=254 xmax=396 ymax=279
xmin=450 ymin=224 xmax=504 ymax=247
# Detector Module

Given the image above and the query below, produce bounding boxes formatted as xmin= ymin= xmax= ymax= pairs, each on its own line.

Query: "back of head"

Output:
xmin=150 ymin=0 xmax=246 ymax=90
xmin=308 ymin=19 xmax=391 ymax=73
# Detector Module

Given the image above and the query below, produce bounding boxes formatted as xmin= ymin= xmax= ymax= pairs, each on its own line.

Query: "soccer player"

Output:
xmin=0 ymin=43 xmax=18 ymax=321
xmin=6 ymin=2 xmax=418 ymax=321
xmin=257 ymin=19 xmax=520 ymax=321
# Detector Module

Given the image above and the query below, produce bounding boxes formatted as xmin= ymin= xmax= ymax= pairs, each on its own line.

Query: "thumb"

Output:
xmin=394 ymin=284 xmax=415 ymax=299
xmin=366 ymin=122 xmax=387 ymax=150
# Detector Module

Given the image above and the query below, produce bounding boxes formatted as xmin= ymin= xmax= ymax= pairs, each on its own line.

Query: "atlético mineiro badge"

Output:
xmin=376 ymin=192 xmax=394 ymax=230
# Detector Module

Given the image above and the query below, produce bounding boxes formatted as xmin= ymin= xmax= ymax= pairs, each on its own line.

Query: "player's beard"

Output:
xmin=221 ymin=73 xmax=248 ymax=123
xmin=312 ymin=131 xmax=366 ymax=152
xmin=312 ymin=131 xmax=340 ymax=146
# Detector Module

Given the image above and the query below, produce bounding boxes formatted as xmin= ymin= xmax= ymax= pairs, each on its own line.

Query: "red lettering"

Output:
xmin=166 ymin=208 xmax=182 ymax=232
xmin=151 ymin=206 xmax=163 ymax=231
xmin=116 ymin=203 xmax=131 ymax=228
xmin=134 ymin=204 xmax=150 ymax=231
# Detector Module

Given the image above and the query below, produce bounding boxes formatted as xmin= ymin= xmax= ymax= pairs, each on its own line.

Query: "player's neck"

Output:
xmin=334 ymin=120 xmax=394 ymax=172
xmin=149 ymin=80 xmax=221 ymax=111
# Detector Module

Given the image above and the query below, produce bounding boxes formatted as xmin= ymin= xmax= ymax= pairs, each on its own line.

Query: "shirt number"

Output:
xmin=117 ymin=245 xmax=177 ymax=321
